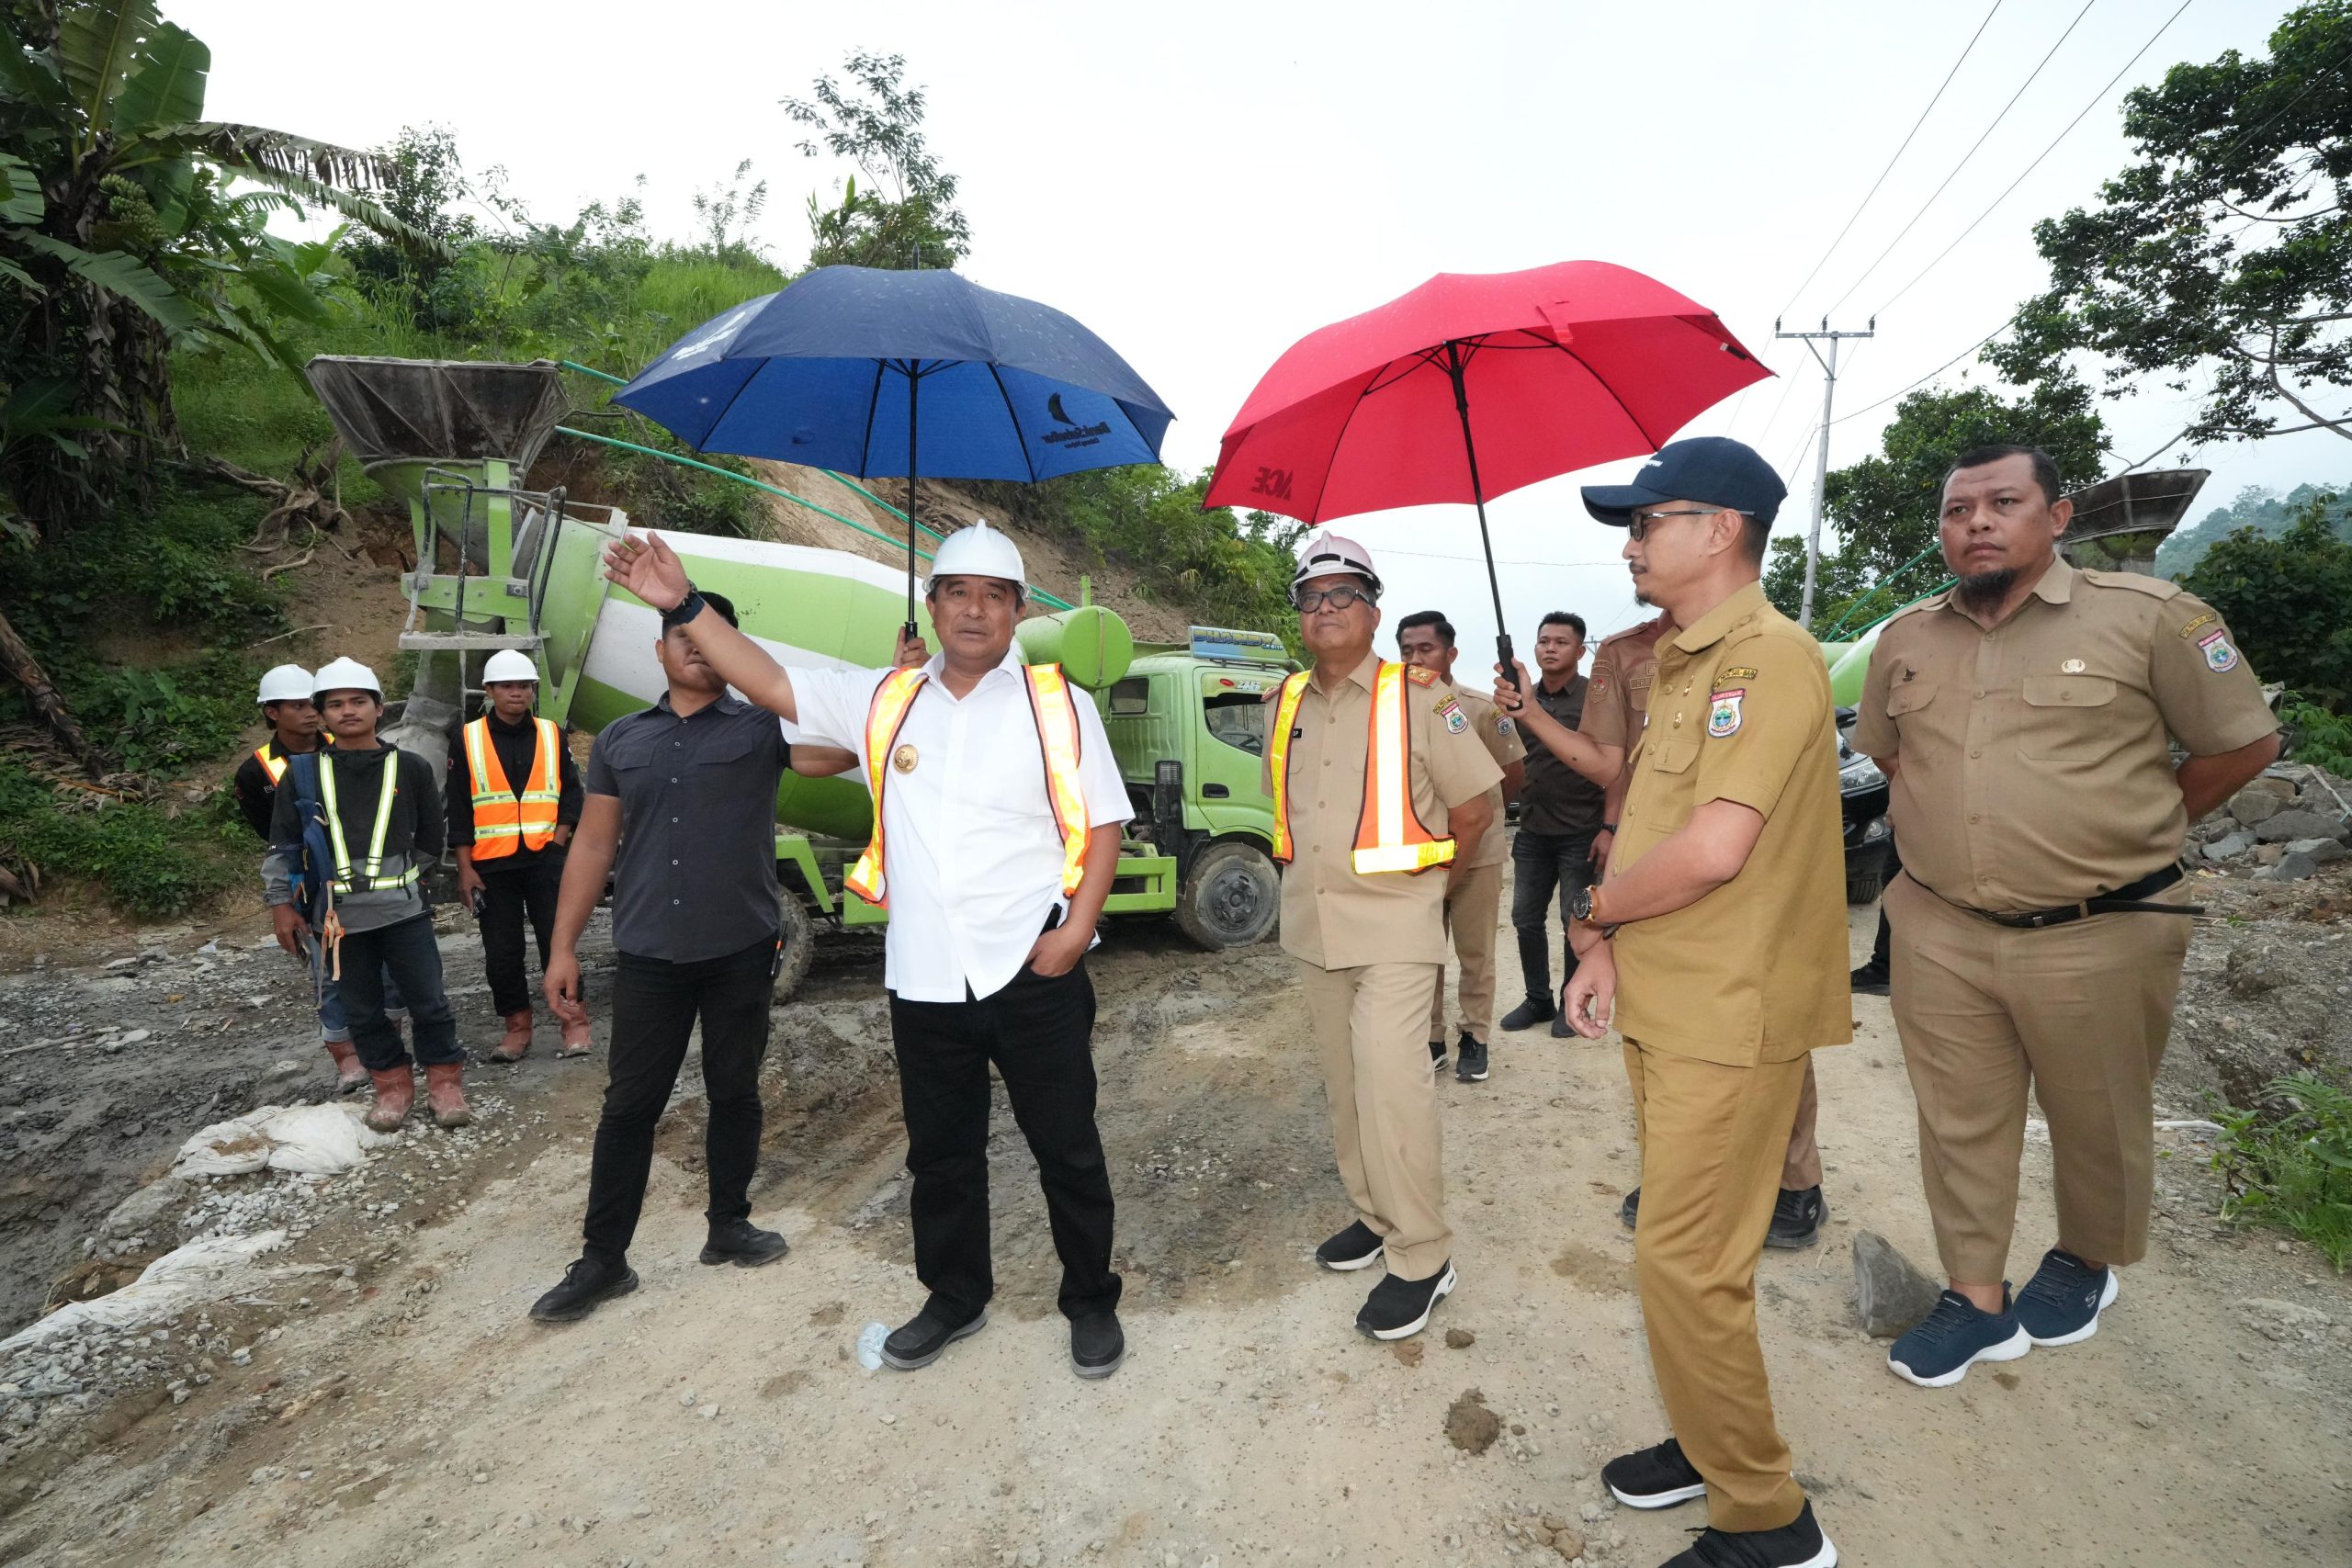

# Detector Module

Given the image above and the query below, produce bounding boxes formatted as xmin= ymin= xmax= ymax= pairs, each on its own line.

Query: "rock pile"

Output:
xmin=2188 ymin=766 xmax=2351 ymax=882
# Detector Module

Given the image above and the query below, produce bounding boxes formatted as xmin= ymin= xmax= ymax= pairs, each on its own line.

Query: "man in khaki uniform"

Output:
xmin=1506 ymin=606 xmax=1830 ymax=1250
xmin=1513 ymin=436 xmax=1847 ymax=1568
xmin=1396 ymin=610 xmax=1525 ymax=1084
xmin=1266 ymin=533 xmax=1501 ymax=1341
xmin=1857 ymin=445 xmax=2279 ymax=1390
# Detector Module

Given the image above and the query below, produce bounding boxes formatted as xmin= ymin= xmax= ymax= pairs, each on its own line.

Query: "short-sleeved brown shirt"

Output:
xmin=1443 ymin=677 xmax=1525 ymax=868
xmin=1611 ymin=584 xmax=1852 ymax=1066
xmin=1263 ymin=653 xmax=1505 ymax=968
xmin=1853 ymin=558 xmax=2277 ymax=913
xmin=1577 ymin=614 xmax=1672 ymax=752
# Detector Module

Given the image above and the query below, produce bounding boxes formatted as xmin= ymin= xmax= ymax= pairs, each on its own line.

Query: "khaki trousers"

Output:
xmin=1885 ymin=872 xmax=2191 ymax=1283
xmin=1299 ymin=960 xmax=1451 ymax=1279
xmin=1781 ymin=1059 xmax=1822 ymax=1192
xmin=1429 ymin=860 xmax=1504 ymax=1044
xmin=1624 ymin=1037 xmax=1810 ymax=1535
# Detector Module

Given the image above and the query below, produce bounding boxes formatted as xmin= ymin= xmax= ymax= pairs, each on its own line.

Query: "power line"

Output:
xmin=1375 ymin=546 xmax=1627 ymax=569
xmin=1820 ymin=0 xmax=2099 ymax=318
xmin=1875 ymin=0 xmax=2199 ymax=316
xmin=1777 ymin=0 xmax=2007 ymax=319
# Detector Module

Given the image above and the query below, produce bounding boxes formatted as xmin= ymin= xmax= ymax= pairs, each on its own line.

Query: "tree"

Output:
xmin=1763 ymin=377 xmax=2109 ymax=634
xmin=340 ymin=124 xmax=481 ymax=333
xmin=783 ymin=51 xmax=970 ymax=271
xmin=2181 ymin=495 xmax=2352 ymax=708
xmin=2156 ymin=479 xmax=2352 ymax=578
xmin=1990 ymin=2 xmax=2351 ymax=449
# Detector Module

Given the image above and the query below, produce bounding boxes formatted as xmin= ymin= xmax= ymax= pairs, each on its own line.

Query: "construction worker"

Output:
xmin=1504 ymin=599 xmax=1832 ymax=1251
xmin=449 ymin=649 xmax=590 ymax=1062
xmin=1856 ymin=445 xmax=2279 ymax=1389
xmin=1548 ymin=437 xmax=1847 ymax=1568
xmin=263 ymin=658 xmax=469 ymax=1133
xmin=1271 ymin=533 xmax=1500 ymax=1340
xmin=528 ymin=592 xmax=859 ymax=1325
xmin=1493 ymin=611 xmax=1607 ymax=1041
xmin=1395 ymin=611 xmax=1523 ymax=1084
xmin=596 ymin=523 xmax=1136 ymax=1381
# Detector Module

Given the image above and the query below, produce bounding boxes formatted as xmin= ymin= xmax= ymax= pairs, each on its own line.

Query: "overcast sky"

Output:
xmin=185 ymin=0 xmax=2343 ymax=654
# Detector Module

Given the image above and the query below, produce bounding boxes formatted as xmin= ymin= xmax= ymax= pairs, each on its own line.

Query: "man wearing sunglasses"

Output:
xmin=1503 ymin=437 xmax=1849 ymax=1568
xmin=1264 ymin=532 xmax=1501 ymax=1341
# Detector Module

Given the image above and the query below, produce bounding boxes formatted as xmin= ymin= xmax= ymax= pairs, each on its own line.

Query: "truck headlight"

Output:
xmin=1840 ymin=754 xmax=1885 ymax=791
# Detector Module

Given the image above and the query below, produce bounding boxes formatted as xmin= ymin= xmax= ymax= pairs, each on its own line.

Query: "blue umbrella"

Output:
xmin=613 ymin=265 xmax=1175 ymax=632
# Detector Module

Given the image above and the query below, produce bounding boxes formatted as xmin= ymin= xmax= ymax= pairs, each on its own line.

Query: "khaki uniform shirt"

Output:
xmin=1853 ymin=558 xmax=2277 ymax=913
xmin=1578 ymin=614 xmax=1672 ymax=751
xmin=1442 ymin=676 xmax=1525 ymax=868
xmin=1611 ymin=584 xmax=1852 ymax=1066
xmin=1264 ymin=653 xmax=1505 ymax=969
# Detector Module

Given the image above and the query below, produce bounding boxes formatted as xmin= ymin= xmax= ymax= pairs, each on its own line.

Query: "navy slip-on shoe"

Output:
xmin=1887 ymin=1286 xmax=2031 ymax=1388
xmin=2016 ymin=1247 xmax=2119 ymax=1347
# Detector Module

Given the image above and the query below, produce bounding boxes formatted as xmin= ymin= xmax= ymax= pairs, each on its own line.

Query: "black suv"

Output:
xmin=1837 ymin=706 xmax=1894 ymax=903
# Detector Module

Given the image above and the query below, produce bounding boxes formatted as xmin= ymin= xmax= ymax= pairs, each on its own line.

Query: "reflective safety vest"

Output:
xmin=1267 ymin=661 xmax=1455 ymax=876
xmin=254 ymin=733 xmax=330 ymax=784
xmin=462 ymin=716 xmax=562 ymax=861
xmin=315 ymin=750 xmax=419 ymax=893
xmin=844 ymin=663 xmax=1091 ymax=909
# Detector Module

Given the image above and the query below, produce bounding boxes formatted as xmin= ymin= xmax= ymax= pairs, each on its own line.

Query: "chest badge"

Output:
xmin=1706 ymin=688 xmax=1746 ymax=738
xmin=2061 ymin=658 xmax=2086 ymax=674
xmin=892 ymin=744 xmax=920 ymax=774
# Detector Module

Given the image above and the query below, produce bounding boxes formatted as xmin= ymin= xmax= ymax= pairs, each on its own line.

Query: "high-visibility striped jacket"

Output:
xmin=446 ymin=711 xmax=582 ymax=863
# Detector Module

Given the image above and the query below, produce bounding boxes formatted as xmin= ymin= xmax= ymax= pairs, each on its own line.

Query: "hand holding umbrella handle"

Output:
xmin=1496 ymin=633 xmax=1521 ymax=692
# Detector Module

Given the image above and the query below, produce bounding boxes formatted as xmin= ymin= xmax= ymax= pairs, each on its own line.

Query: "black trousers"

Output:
xmin=888 ymin=960 xmax=1122 ymax=1324
xmin=1511 ymin=827 xmax=1598 ymax=1006
xmin=337 ymin=913 xmax=463 ymax=1071
xmin=581 ymin=934 xmax=776 ymax=1268
xmin=476 ymin=853 xmax=565 ymax=1015
xmin=1870 ymin=832 xmax=1903 ymax=971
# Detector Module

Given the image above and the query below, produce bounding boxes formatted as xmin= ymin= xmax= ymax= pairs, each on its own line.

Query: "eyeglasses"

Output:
xmin=1293 ymin=584 xmax=1374 ymax=613
xmin=1626 ymin=507 xmax=1748 ymax=542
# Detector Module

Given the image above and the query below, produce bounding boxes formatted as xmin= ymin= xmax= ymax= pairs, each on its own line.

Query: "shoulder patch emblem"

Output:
xmin=2178 ymin=612 xmax=2216 ymax=639
xmin=1706 ymin=687 xmax=1745 ymax=738
xmin=1589 ymin=674 xmax=1611 ymax=697
xmin=1496 ymin=715 xmax=1516 ymax=738
xmin=1436 ymin=695 xmax=1468 ymax=734
xmin=1719 ymin=665 xmax=1759 ymax=682
xmin=1403 ymin=665 xmax=1440 ymax=687
xmin=2197 ymin=628 xmax=2240 ymax=673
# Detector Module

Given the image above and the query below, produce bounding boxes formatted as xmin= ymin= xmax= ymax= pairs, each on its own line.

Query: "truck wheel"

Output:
xmin=1845 ymin=867 xmax=1885 ymax=906
xmin=1174 ymin=840 xmax=1280 ymax=950
xmin=773 ymin=885 xmax=816 ymax=1002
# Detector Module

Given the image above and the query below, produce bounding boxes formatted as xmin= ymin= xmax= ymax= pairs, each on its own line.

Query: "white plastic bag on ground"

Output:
xmin=0 ymin=1231 xmax=290 ymax=1356
xmin=170 ymin=1102 xmax=394 ymax=1179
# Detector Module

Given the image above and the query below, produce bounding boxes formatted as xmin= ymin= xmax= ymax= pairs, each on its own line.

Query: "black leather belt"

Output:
xmin=1955 ymin=864 xmax=2200 ymax=929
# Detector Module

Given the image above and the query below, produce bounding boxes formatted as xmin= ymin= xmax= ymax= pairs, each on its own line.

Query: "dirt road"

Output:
xmin=3 ymin=889 xmax=2348 ymax=1567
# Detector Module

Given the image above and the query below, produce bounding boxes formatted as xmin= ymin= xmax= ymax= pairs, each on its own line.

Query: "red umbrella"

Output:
xmin=1205 ymin=260 xmax=1770 ymax=671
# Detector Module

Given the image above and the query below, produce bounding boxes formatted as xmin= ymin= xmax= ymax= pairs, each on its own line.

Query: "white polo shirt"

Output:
xmin=793 ymin=648 xmax=1134 ymax=1004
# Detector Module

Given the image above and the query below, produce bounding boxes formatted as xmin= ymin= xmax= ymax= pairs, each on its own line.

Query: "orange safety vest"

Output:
xmin=463 ymin=716 xmax=562 ymax=861
xmin=253 ymin=732 xmax=331 ymax=784
xmin=844 ymin=663 xmax=1091 ymax=909
xmin=1267 ymin=661 xmax=1456 ymax=875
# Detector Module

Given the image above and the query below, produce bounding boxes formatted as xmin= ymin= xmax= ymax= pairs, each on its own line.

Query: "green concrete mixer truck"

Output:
xmin=303 ymin=356 xmax=1291 ymax=999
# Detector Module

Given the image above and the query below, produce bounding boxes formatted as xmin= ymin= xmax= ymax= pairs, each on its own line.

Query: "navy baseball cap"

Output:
xmin=1581 ymin=436 xmax=1788 ymax=528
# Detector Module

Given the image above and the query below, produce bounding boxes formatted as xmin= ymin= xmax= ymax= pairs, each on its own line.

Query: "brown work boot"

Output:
xmin=323 ymin=1037 xmax=368 ymax=1095
xmin=364 ymin=1067 xmax=413 ymax=1132
xmin=424 ymin=1062 xmax=471 ymax=1129
xmin=556 ymin=1009 xmax=594 ymax=1058
xmin=490 ymin=1009 xmax=534 ymax=1063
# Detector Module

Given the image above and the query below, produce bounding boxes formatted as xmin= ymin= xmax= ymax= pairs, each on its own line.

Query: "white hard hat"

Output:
xmin=927 ymin=519 xmax=1027 ymax=598
xmin=256 ymin=664 xmax=313 ymax=705
xmin=481 ymin=649 xmax=540 ymax=684
xmin=311 ymin=657 xmax=383 ymax=699
xmin=1292 ymin=530 xmax=1382 ymax=599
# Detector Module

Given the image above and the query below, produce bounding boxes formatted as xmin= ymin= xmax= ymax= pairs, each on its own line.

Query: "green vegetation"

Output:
xmin=0 ymin=761 xmax=246 ymax=917
xmin=2180 ymin=496 xmax=2352 ymax=712
xmin=2156 ymin=481 xmax=2352 ymax=580
xmin=2212 ymin=1073 xmax=2352 ymax=1272
xmin=2278 ymin=697 xmax=2352 ymax=774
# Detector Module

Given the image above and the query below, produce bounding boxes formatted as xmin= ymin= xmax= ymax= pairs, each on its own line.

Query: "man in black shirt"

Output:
xmin=1498 ymin=613 xmax=1608 ymax=1039
xmin=527 ymin=593 xmax=856 ymax=1324
xmin=448 ymin=649 xmax=587 ymax=1062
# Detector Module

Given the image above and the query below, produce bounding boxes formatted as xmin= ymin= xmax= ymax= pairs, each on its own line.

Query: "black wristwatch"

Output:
xmin=1598 ymin=821 xmax=1618 ymax=834
xmin=1570 ymin=886 xmax=1597 ymax=924
xmin=661 ymin=583 xmax=706 ymax=628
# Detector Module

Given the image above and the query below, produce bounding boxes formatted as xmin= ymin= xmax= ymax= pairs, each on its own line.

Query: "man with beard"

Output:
xmin=1857 ymin=446 xmax=2278 ymax=1388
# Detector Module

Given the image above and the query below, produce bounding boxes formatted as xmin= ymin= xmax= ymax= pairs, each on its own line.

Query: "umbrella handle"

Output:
xmin=1496 ymin=632 xmax=1521 ymax=692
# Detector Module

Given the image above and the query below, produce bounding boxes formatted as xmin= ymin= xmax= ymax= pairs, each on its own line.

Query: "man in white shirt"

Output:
xmin=605 ymin=521 xmax=1135 ymax=1380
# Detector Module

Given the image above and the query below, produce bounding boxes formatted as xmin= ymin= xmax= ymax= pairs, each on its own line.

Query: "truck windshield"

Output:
xmin=1203 ymin=694 xmax=1265 ymax=757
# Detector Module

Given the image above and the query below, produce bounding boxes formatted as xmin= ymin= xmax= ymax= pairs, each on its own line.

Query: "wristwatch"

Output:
xmin=1570 ymin=886 xmax=1597 ymax=924
xmin=661 ymin=581 xmax=706 ymax=628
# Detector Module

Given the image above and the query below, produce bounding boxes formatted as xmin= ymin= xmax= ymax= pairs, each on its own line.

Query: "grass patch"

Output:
xmin=2212 ymin=1073 xmax=2352 ymax=1271
xmin=0 ymin=763 xmax=249 ymax=920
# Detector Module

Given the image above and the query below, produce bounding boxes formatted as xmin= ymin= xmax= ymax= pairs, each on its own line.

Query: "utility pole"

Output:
xmin=1775 ymin=317 xmax=1874 ymax=627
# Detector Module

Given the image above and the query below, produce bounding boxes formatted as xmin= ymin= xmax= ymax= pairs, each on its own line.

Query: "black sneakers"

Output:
xmin=1354 ymin=1260 xmax=1455 ymax=1340
xmin=1427 ymin=1036 xmax=1450 ymax=1071
xmin=1602 ymin=1435 xmax=1708 ymax=1509
xmin=1763 ymin=1187 xmax=1826 ymax=1249
xmin=1499 ymin=995 xmax=1555 ymax=1032
xmin=1664 ymin=1500 xmax=1838 ymax=1567
xmin=1070 ymin=1311 xmax=1125 ymax=1379
xmin=1848 ymin=961 xmax=1890 ymax=997
xmin=1316 ymin=1219 xmax=1385 ymax=1272
xmin=528 ymin=1257 xmax=639 ymax=1324
xmin=880 ymin=1305 xmax=989 ymax=1371
xmin=1454 ymin=1033 xmax=1489 ymax=1082
xmin=699 ymin=1217 xmax=791 ymax=1268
